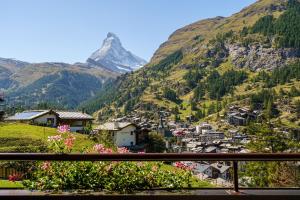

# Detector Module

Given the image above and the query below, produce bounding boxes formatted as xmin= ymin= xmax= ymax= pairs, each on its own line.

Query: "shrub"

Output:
xmin=22 ymin=125 xmax=195 ymax=193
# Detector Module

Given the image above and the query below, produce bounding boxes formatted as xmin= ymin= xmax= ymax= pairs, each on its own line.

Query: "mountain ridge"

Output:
xmin=87 ymin=32 xmax=147 ymax=73
xmin=150 ymin=0 xmax=288 ymax=64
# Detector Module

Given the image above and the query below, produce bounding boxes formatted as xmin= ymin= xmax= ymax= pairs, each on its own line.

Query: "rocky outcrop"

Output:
xmin=227 ymin=44 xmax=300 ymax=71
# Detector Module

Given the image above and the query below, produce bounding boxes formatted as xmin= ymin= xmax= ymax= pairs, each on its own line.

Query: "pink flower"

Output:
xmin=57 ymin=125 xmax=71 ymax=133
xmin=93 ymin=144 xmax=105 ymax=153
xmin=103 ymin=148 xmax=113 ymax=153
xmin=117 ymin=147 xmax=129 ymax=154
xmin=93 ymin=144 xmax=113 ymax=153
xmin=174 ymin=162 xmax=193 ymax=171
xmin=41 ymin=161 xmax=51 ymax=171
xmin=174 ymin=162 xmax=184 ymax=168
xmin=64 ymin=135 xmax=75 ymax=150
xmin=152 ymin=165 xmax=158 ymax=172
xmin=47 ymin=134 xmax=62 ymax=142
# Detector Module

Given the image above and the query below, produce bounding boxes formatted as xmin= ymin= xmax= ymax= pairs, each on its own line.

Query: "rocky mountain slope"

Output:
xmin=81 ymin=0 xmax=300 ymax=128
xmin=87 ymin=32 xmax=147 ymax=73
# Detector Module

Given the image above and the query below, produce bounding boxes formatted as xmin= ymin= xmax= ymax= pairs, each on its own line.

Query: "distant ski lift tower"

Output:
xmin=0 ymin=92 xmax=5 ymax=121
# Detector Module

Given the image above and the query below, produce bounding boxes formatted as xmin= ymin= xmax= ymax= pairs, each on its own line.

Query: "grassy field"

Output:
xmin=0 ymin=123 xmax=95 ymax=152
xmin=0 ymin=180 xmax=24 ymax=189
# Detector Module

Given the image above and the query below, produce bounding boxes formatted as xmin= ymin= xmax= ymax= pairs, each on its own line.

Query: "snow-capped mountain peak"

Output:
xmin=87 ymin=32 xmax=147 ymax=73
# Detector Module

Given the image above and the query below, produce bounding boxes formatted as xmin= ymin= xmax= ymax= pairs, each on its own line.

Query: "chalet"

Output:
xmin=6 ymin=110 xmax=59 ymax=127
xmin=227 ymin=106 xmax=261 ymax=126
xmin=228 ymin=113 xmax=246 ymax=126
xmin=95 ymin=122 xmax=140 ymax=147
xmin=199 ymin=131 xmax=225 ymax=143
xmin=5 ymin=110 xmax=93 ymax=132
xmin=56 ymin=111 xmax=94 ymax=132
xmin=210 ymin=163 xmax=231 ymax=180
xmin=196 ymin=122 xmax=213 ymax=134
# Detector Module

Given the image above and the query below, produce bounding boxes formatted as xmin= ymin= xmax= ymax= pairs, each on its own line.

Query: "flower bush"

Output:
xmin=22 ymin=125 xmax=194 ymax=193
xmin=8 ymin=173 xmax=23 ymax=182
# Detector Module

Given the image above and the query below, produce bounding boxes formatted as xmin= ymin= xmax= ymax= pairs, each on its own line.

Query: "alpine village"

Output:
xmin=0 ymin=0 xmax=300 ymax=198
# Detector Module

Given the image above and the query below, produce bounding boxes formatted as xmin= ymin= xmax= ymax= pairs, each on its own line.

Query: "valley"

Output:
xmin=0 ymin=0 xmax=299 ymax=192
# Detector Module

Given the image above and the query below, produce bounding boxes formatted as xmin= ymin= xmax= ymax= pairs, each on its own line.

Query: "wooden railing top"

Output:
xmin=0 ymin=153 xmax=299 ymax=161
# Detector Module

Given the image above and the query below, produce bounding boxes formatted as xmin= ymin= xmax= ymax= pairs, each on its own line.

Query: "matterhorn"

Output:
xmin=87 ymin=32 xmax=147 ymax=73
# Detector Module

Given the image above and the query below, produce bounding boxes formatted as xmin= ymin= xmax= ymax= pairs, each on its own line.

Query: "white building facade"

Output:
xmin=95 ymin=122 xmax=137 ymax=147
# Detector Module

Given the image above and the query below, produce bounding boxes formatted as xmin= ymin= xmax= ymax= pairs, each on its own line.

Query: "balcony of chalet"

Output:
xmin=0 ymin=153 xmax=299 ymax=200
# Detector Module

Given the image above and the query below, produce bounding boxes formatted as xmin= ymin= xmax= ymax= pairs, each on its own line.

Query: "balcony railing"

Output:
xmin=0 ymin=153 xmax=299 ymax=199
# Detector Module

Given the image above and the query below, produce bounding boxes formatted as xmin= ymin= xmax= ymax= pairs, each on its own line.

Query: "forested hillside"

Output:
xmin=80 ymin=0 xmax=300 ymax=129
xmin=9 ymin=71 xmax=109 ymax=109
xmin=0 ymin=60 xmax=118 ymax=110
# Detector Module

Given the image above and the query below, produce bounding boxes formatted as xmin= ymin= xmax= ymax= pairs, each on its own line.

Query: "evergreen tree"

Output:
xmin=195 ymin=109 xmax=204 ymax=119
xmin=190 ymin=100 xmax=198 ymax=111
xmin=249 ymin=0 xmax=300 ymax=48
xmin=207 ymin=103 xmax=216 ymax=115
xmin=193 ymin=83 xmax=205 ymax=101
xmin=289 ymin=86 xmax=300 ymax=97
xmin=264 ymin=98 xmax=273 ymax=121
xmin=146 ymin=132 xmax=166 ymax=153
xmin=162 ymin=88 xmax=179 ymax=103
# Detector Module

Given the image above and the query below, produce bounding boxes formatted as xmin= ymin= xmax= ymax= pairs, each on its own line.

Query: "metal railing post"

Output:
xmin=233 ymin=161 xmax=239 ymax=193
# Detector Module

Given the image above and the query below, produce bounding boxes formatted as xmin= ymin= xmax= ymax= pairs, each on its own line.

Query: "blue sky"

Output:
xmin=0 ymin=0 xmax=256 ymax=63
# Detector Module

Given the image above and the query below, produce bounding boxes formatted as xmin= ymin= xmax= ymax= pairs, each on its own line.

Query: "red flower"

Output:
xmin=64 ymin=134 xmax=75 ymax=150
xmin=174 ymin=162 xmax=194 ymax=171
xmin=8 ymin=173 xmax=23 ymax=182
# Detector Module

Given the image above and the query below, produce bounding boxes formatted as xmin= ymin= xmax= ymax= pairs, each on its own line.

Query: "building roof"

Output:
xmin=211 ymin=163 xmax=231 ymax=173
xmin=95 ymin=122 xmax=136 ymax=131
xmin=6 ymin=110 xmax=93 ymax=121
xmin=56 ymin=111 xmax=93 ymax=120
xmin=194 ymin=164 xmax=211 ymax=173
xmin=205 ymin=146 xmax=217 ymax=153
xmin=5 ymin=110 xmax=54 ymax=121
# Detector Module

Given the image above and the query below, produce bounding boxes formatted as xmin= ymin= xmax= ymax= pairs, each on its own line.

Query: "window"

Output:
xmin=47 ymin=118 xmax=55 ymax=126
xmin=130 ymin=131 xmax=133 ymax=135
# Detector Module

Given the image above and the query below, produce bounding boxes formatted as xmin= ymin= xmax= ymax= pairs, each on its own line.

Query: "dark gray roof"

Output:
xmin=56 ymin=111 xmax=93 ymax=120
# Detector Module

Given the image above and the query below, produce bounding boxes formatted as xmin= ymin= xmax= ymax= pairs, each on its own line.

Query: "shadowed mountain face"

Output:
xmin=8 ymin=70 xmax=106 ymax=109
xmin=87 ymin=32 xmax=147 ymax=73
xmin=0 ymin=58 xmax=119 ymax=109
